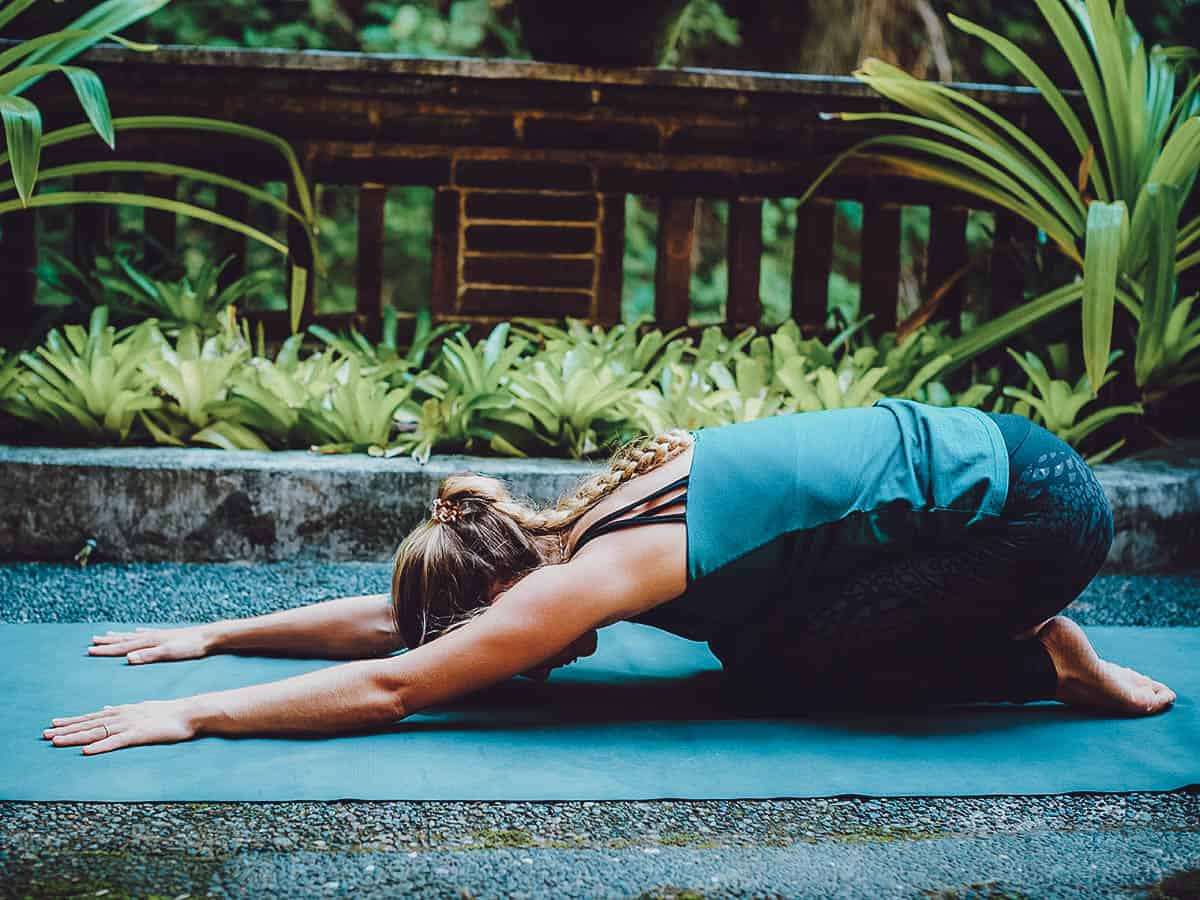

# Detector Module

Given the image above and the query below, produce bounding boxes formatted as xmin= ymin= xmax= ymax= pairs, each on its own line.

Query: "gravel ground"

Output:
xmin=3 ymin=563 xmax=1198 ymax=898
xmin=1 ymin=561 xmax=1199 ymax=627
xmin=2 ymin=824 xmax=1199 ymax=898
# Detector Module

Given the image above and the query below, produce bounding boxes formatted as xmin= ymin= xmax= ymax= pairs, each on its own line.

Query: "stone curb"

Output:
xmin=2 ymin=442 xmax=1199 ymax=570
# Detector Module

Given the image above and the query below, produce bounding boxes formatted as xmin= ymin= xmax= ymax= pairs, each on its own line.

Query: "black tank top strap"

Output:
xmin=573 ymin=474 xmax=689 ymax=554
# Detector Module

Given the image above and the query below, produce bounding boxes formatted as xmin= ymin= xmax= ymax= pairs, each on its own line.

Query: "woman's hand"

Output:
xmin=42 ymin=698 xmax=198 ymax=755
xmin=88 ymin=625 xmax=214 ymax=664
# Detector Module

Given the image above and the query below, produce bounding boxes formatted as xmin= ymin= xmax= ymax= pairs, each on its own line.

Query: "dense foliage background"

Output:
xmin=24 ymin=0 xmax=1187 ymax=326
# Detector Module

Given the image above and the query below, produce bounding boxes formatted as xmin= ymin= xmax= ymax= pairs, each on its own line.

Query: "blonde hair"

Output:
xmin=390 ymin=429 xmax=693 ymax=649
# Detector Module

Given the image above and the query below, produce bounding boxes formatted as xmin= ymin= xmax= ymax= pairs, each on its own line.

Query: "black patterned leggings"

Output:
xmin=729 ymin=413 xmax=1115 ymax=712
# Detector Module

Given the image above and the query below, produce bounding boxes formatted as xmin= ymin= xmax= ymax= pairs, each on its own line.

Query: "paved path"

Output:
xmin=3 ymin=563 xmax=1198 ymax=898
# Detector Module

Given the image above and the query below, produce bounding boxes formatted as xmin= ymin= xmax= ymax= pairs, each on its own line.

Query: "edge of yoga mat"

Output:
xmin=4 ymin=622 xmax=1198 ymax=802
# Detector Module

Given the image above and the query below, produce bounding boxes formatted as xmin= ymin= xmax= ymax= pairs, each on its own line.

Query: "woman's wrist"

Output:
xmin=199 ymin=620 xmax=235 ymax=654
xmin=171 ymin=695 xmax=210 ymax=738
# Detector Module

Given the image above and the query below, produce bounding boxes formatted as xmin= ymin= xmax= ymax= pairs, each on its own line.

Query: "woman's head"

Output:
xmin=389 ymin=429 xmax=694 ymax=652
xmin=390 ymin=473 xmax=551 ymax=650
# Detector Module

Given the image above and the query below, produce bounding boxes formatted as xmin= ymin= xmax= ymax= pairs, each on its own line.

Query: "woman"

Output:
xmin=43 ymin=399 xmax=1175 ymax=756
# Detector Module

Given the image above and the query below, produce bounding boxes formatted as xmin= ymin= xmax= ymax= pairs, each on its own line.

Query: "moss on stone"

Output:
xmin=466 ymin=827 xmax=537 ymax=849
xmin=656 ymin=832 xmax=720 ymax=848
xmin=831 ymin=824 xmax=949 ymax=844
xmin=636 ymin=888 xmax=708 ymax=900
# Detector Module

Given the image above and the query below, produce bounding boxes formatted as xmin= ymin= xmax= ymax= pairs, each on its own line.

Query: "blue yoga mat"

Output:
xmin=4 ymin=622 xmax=1197 ymax=801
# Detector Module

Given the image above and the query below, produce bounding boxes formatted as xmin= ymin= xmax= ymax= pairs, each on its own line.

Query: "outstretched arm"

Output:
xmin=45 ymin=532 xmax=684 ymax=755
xmin=206 ymin=592 xmax=402 ymax=659
xmin=88 ymin=592 xmax=403 ymax=664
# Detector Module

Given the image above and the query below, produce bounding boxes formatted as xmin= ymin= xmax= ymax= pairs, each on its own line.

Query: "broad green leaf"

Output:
xmin=1135 ymin=184 xmax=1180 ymax=387
xmin=62 ymin=66 xmax=114 ymax=148
xmin=0 ymin=94 xmax=40 ymax=204
xmin=1081 ymin=201 xmax=1128 ymax=393
xmin=288 ymin=266 xmax=308 ymax=335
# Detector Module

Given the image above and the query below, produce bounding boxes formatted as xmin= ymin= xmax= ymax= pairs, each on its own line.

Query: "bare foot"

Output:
xmin=1034 ymin=616 xmax=1176 ymax=716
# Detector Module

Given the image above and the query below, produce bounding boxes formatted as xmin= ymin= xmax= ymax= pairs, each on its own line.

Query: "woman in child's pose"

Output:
xmin=44 ymin=400 xmax=1174 ymax=755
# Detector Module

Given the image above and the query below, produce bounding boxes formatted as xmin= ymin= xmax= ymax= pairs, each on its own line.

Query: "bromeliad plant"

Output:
xmin=296 ymin=355 xmax=415 ymax=454
xmin=383 ymin=323 xmax=537 ymax=463
xmin=39 ymin=248 xmax=274 ymax=336
xmin=0 ymin=305 xmax=1156 ymax=462
xmin=0 ymin=0 xmax=319 ymax=332
xmin=508 ymin=342 xmax=652 ymax=457
xmin=1002 ymin=347 xmax=1142 ymax=463
xmin=803 ymin=0 xmax=1200 ymax=399
xmin=307 ymin=306 xmax=461 ymax=386
xmin=5 ymin=306 xmax=161 ymax=441
xmin=137 ymin=326 xmax=272 ymax=450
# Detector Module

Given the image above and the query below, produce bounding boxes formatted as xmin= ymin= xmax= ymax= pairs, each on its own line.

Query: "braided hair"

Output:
xmin=390 ymin=429 xmax=693 ymax=649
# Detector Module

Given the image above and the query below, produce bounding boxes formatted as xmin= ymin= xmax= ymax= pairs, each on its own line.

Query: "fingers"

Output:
xmin=47 ymin=707 xmax=117 ymax=726
xmin=43 ymin=721 xmax=124 ymax=755
xmin=88 ymin=640 xmax=157 ymax=657
xmin=44 ymin=719 xmax=111 ymax=741
xmin=91 ymin=629 xmax=161 ymax=643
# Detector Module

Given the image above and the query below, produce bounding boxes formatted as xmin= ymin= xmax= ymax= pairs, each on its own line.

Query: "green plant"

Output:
xmin=803 ymin=0 xmax=1200 ymax=396
xmin=296 ymin=355 xmax=414 ymax=453
xmin=50 ymin=252 xmax=274 ymax=335
xmin=383 ymin=323 xmax=536 ymax=462
xmin=0 ymin=0 xmax=320 ymax=331
xmin=308 ymin=306 xmax=461 ymax=385
xmin=631 ymin=359 xmax=727 ymax=433
xmin=7 ymin=306 xmax=161 ymax=441
xmin=224 ymin=335 xmax=346 ymax=448
xmin=508 ymin=343 xmax=645 ymax=458
xmin=514 ymin=316 xmax=685 ymax=386
xmin=138 ymin=326 xmax=271 ymax=449
xmin=1002 ymin=347 xmax=1142 ymax=462
xmin=0 ymin=345 xmax=23 ymax=416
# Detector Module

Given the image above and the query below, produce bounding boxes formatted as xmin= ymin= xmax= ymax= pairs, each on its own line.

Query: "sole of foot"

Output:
xmin=1036 ymin=616 xmax=1177 ymax=716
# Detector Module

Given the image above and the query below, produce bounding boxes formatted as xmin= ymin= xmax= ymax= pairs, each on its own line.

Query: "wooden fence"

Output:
xmin=0 ymin=44 xmax=1079 ymax=342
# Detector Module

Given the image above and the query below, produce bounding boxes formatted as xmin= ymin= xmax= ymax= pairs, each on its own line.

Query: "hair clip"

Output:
xmin=431 ymin=497 xmax=461 ymax=524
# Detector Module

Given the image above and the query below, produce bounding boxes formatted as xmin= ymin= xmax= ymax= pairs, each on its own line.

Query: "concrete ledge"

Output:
xmin=0 ymin=446 xmax=600 ymax=564
xmin=2 ymin=443 xmax=1199 ymax=570
xmin=1096 ymin=443 xmax=1200 ymax=573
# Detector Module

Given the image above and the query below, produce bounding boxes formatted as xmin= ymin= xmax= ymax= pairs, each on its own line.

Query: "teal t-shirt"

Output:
xmin=629 ymin=399 xmax=1010 ymax=663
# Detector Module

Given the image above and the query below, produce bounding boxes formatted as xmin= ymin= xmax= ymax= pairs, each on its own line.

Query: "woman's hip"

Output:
xmin=983 ymin=412 xmax=1114 ymax=579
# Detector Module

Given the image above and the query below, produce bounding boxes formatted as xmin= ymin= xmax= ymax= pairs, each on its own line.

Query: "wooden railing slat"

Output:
xmin=655 ymin=196 xmax=696 ymax=329
xmin=596 ymin=194 xmax=626 ymax=326
xmin=142 ymin=173 xmax=177 ymax=267
xmin=356 ymin=183 xmax=387 ymax=338
xmin=214 ymin=186 xmax=250 ymax=291
xmin=430 ymin=188 xmax=461 ymax=317
xmin=0 ymin=209 xmax=38 ymax=336
xmin=991 ymin=213 xmax=1037 ymax=318
xmin=71 ymin=174 xmax=111 ymax=264
xmin=726 ymin=198 xmax=763 ymax=328
xmin=861 ymin=200 xmax=902 ymax=334
xmin=791 ymin=199 xmax=836 ymax=334
xmin=927 ymin=206 xmax=969 ymax=323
